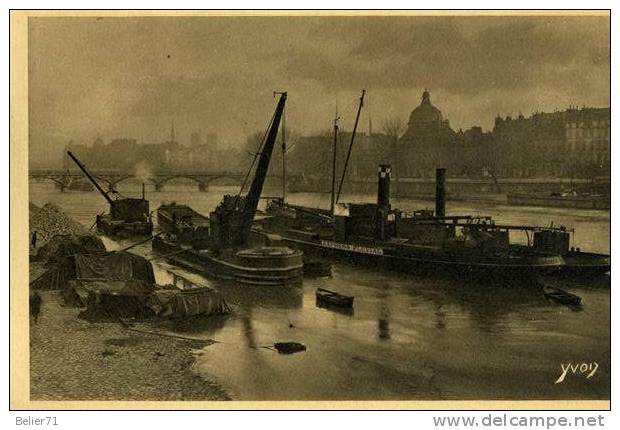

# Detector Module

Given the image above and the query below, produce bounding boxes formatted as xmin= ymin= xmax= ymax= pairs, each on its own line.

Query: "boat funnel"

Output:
xmin=435 ymin=168 xmax=446 ymax=218
xmin=377 ymin=164 xmax=391 ymax=209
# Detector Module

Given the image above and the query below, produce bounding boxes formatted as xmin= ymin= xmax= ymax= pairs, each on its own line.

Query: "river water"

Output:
xmin=29 ymin=181 xmax=610 ymax=401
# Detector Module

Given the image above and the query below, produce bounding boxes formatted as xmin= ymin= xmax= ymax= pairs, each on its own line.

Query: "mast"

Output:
xmin=279 ymin=95 xmax=287 ymax=203
xmin=330 ymin=109 xmax=340 ymax=214
xmin=336 ymin=89 xmax=365 ymax=203
xmin=237 ymin=92 xmax=287 ymax=245
xmin=273 ymin=90 xmax=287 ymax=203
xmin=67 ymin=151 xmax=114 ymax=205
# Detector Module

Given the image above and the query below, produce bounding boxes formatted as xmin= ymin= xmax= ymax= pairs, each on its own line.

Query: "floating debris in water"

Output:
xmin=273 ymin=342 xmax=306 ymax=354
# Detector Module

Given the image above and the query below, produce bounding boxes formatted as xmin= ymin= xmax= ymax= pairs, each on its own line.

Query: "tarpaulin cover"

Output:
xmin=71 ymin=280 xmax=155 ymax=319
xmin=146 ymin=287 xmax=230 ymax=318
xmin=30 ymin=258 xmax=76 ymax=291
xmin=35 ymin=234 xmax=106 ymax=267
xmin=74 ymin=252 xmax=155 ymax=283
xmin=32 ymin=251 xmax=155 ymax=293
xmin=64 ymin=279 xmax=154 ymax=308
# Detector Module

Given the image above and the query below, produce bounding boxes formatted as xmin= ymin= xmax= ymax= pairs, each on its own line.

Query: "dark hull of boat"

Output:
xmin=255 ymin=231 xmax=563 ymax=281
xmin=152 ymin=237 xmax=303 ymax=286
xmin=557 ymin=252 xmax=610 ymax=277
xmin=316 ymin=290 xmax=354 ymax=308
xmin=157 ymin=204 xmax=209 ymax=234
xmin=97 ymin=215 xmax=153 ymax=238
xmin=543 ymin=287 xmax=582 ymax=306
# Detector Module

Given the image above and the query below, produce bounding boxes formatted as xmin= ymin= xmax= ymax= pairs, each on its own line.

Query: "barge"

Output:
xmin=67 ymin=151 xmax=153 ymax=238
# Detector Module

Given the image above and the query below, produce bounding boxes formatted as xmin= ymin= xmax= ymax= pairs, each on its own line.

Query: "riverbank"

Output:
xmin=30 ymin=290 xmax=231 ymax=401
xmin=29 ymin=200 xmax=231 ymax=401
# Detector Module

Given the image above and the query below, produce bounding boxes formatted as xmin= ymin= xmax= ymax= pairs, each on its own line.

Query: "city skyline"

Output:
xmin=29 ymin=14 xmax=610 ymax=166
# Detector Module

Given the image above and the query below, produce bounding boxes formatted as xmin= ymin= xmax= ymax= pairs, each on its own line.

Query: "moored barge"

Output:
xmin=67 ymin=151 xmax=153 ymax=238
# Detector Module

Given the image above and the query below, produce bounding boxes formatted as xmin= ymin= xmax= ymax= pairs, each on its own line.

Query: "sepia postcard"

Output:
xmin=10 ymin=10 xmax=611 ymax=411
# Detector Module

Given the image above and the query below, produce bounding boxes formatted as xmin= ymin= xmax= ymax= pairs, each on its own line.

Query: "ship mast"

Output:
xmin=330 ymin=106 xmax=340 ymax=214
xmin=282 ymin=106 xmax=286 ymax=203
xmin=336 ymin=89 xmax=365 ymax=204
xmin=274 ymin=91 xmax=287 ymax=203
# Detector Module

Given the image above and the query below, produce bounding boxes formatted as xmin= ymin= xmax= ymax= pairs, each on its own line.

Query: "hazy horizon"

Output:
xmin=28 ymin=14 xmax=610 ymax=168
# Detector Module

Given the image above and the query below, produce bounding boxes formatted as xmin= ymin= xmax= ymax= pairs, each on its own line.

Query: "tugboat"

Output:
xmin=152 ymin=92 xmax=304 ymax=286
xmin=260 ymin=165 xmax=610 ymax=279
xmin=258 ymin=166 xmax=571 ymax=279
xmin=67 ymin=151 xmax=153 ymax=237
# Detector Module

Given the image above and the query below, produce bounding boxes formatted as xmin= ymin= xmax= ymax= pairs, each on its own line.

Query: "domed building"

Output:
xmin=397 ymin=90 xmax=458 ymax=177
xmin=404 ymin=89 xmax=451 ymax=134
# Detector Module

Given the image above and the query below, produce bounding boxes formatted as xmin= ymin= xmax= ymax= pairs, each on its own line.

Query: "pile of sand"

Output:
xmin=29 ymin=202 xmax=87 ymax=243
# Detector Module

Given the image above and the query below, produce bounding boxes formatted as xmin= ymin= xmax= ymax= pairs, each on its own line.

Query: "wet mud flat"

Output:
xmin=29 ymin=290 xmax=231 ymax=401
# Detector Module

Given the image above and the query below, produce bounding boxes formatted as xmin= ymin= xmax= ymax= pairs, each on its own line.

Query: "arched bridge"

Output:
xmin=29 ymin=169 xmax=256 ymax=192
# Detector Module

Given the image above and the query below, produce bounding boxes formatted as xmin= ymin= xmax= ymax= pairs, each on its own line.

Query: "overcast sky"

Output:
xmin=28 ymin=14 xmax=610 ymax=166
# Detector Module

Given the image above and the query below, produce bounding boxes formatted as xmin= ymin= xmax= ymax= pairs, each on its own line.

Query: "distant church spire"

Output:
xmin=170 ymin=119 xmax=176 ymax=143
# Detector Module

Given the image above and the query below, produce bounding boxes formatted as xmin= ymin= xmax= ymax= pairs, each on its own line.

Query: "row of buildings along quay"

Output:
xmin=63 ymin=90 xmax=610 ymax=195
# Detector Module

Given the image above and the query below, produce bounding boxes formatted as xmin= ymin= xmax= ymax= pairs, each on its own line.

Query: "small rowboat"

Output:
xmin=543 ymin=286 xmax=582 ymax=307
xmin=316 ymin=288 xmax=354 ymax=308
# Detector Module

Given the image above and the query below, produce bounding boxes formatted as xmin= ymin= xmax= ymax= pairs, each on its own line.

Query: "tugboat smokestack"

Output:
xmin=377 ymin=164 xmax=391 ymax=209
xmin=435 ymin=168 xmax=446 ymax=218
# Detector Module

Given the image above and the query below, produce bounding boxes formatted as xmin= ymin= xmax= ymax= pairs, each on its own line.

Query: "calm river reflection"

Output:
xmin=29 ymin=181 xmax=610 ymax=400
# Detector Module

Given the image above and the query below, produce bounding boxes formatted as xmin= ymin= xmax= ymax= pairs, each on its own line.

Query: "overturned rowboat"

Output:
xmin=316 ymin=288 xmax=354 ymax=308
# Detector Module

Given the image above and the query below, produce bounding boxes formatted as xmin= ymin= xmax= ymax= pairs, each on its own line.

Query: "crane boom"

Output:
xmin=237 ymin=92 xmax=287 ymax=245
xmin=67 ymin=151 xmax=114 ymax=205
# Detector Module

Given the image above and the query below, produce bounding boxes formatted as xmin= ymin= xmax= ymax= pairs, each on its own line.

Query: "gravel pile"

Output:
xmin=29 ymin=202 xmax=87 ymax=243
